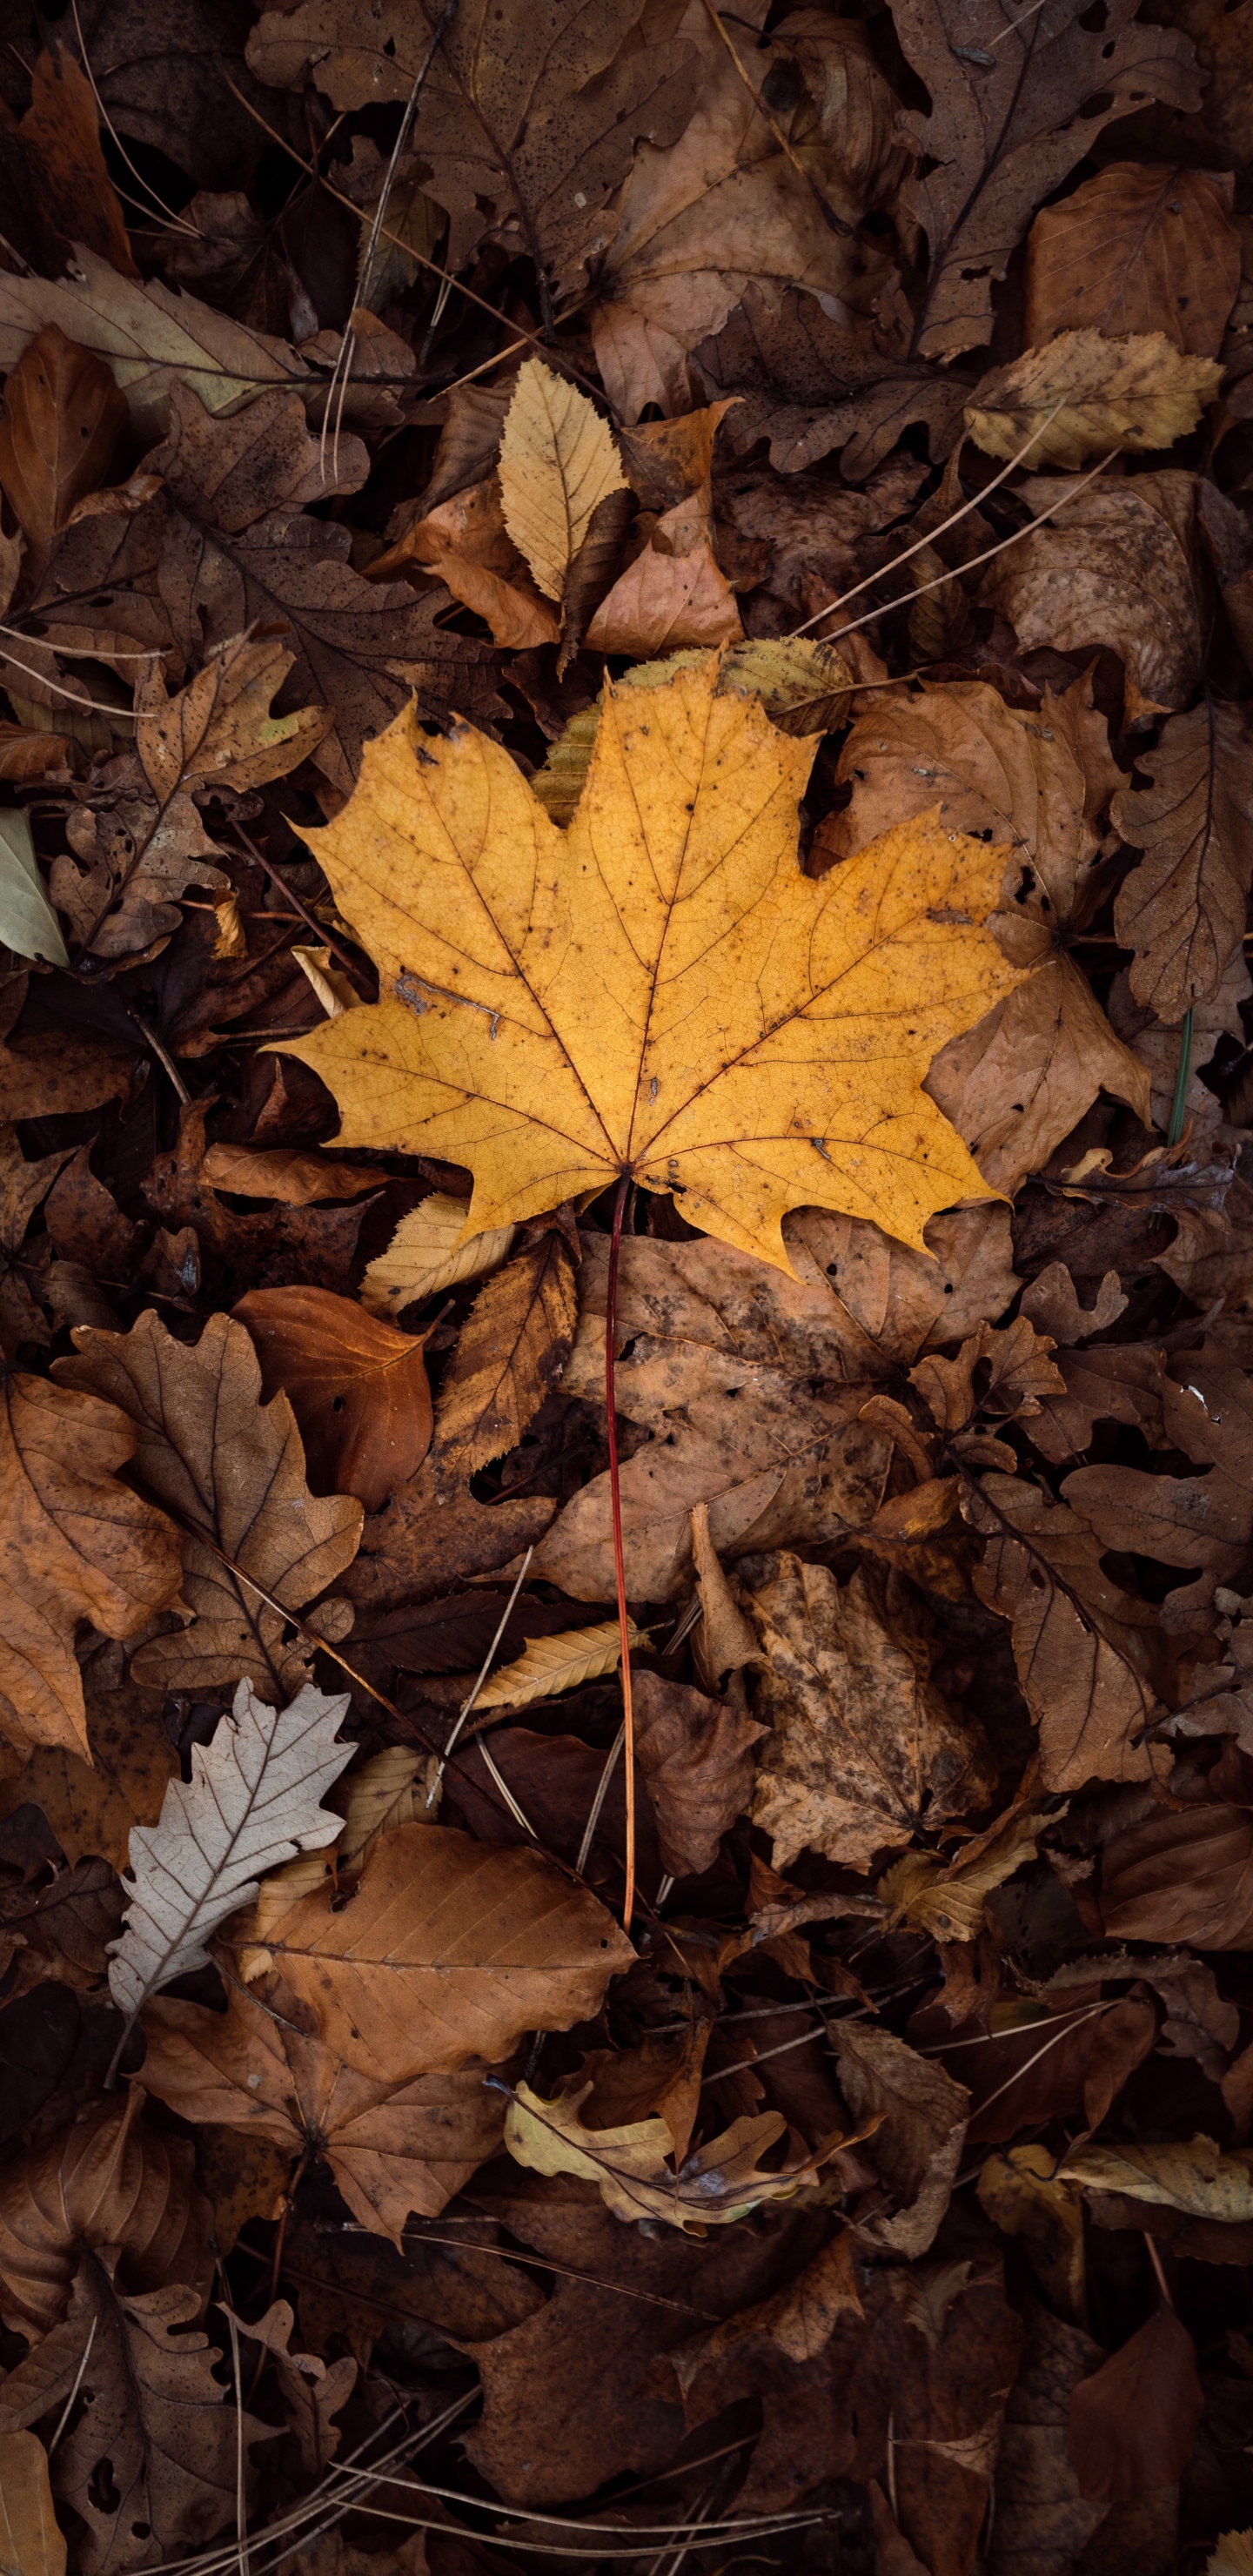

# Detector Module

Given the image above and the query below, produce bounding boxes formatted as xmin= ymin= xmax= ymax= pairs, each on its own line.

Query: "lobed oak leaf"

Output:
xmin=1025 ymin=162 xmax=1241 ymax=359
xmin=134 ymin=630 xmax=332 ymax=801
xmin=501 ymin=2076 xmax=840 ymax=2230
xmin=273 ymin=653 xmax=1022 ymax=1278
xmin=257 ymin=1818 xmax=635 ymax=2083
xmin=0 ymin=1372 xmax=183 ymax=1761
xmin=141 ymin=1980 xmax=506 ymax=2248
xmin=107 ymin=1679 xmax=354 ymax=2026
xmin=0 ymin=247 xmax=312 ymax=440
xmin=234 ymin=1285 xmax=434 ymax=1513
xmin=53 ymin=1310 xmax=362 ymax=1701
xmin=967 ymin=330 xmax=1222 ymax=470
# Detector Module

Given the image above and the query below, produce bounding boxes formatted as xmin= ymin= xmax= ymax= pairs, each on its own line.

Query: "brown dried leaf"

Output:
xmin=980 ymin=470 xmax=1205 ymax=712
xmin=135 ymin=631 xmax=332 ymax=801
xmin=201 ymin=1145 xmax=382 ymax=1205
xmin=18 ymin=48 xmax=137 ymax=279
xmin=891 ymin=0 xmax=1198 ymax=361
xmin=0 ymin=1372 xmax=183 ymax=1760
xmin=0 ymin=2089 xmax=210 ymax=2337
xmin=744 ymin=1552 xmax=994 ymax=1872
xmin=1111 ymin=698 xmax=1253 ymax=1020
xmin=1026 ymin=162 xmax=1241 ymax=357
xmin=0 ymin=1683 xmax=177 ymax=1876
xmin=1102 ymin=1798 xmax=1253 ymax=1948
xmin=53 ymin=1311 xmax=361 ymax=1702
xmin=434 ymin=1231 xmax=578 ymax=1476
xmin=631 ymin=1668 xmax=765 ymax=1877
xmin=235 ymin=1285 xmax=433 ymax=1513
xmin=0 ymin=325 xmax=125 ymax=581
xmin=259 ymin=1819 xmax=634 ymax=2083
xmin=142 ymin=1980 xmax=506 ymax=2245
xmin=967 ymin=1471 xmax=1169 ymax=1789
xmin=831 ymin=2025 xmax=968 ymax=2257
xmin=1068 ymin=2308 xmax=1203 ymax=2503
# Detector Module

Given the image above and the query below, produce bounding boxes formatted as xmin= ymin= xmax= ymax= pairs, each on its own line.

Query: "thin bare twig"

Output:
xmin=426 ymin=1543 xmax=535 ymax=1801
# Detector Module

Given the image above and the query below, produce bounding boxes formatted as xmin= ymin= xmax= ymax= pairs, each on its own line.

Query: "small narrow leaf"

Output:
xmin=498 ymin=359 xmax=627 ymax=603
xmin=109 ymin=1678 xmax=354 ymax=2023
xmin=472 ymin=1616 xmax=644 ymax=1712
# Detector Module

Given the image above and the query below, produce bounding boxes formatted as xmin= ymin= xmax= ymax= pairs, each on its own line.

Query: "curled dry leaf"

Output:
xmin=0 ymin=1373 xmax=184 ymax=1760
xmin=53 ymin=1311 xmax=362 ymax=1701
xmin=967 ymin=330 xmax=1222 ymax=470
xmin=502 ymin=2078 xmax=840 ymax=2230
xmin=259 ymin=1819 xmax=635 ymax=2083
xmin=0 ymin=2088 xmax=210 ymax=2337
xmin=141 ymin=1979 xmax=506 ymax=2245
xmin=234 ymin=1285 xmax=434 ymax=1512
xmin=274 ymin=652 xmax=1020 ymax=1273
xmin=980 ymin=470 xmax=1205 ymax=712
xmin=830 ymin=2025 xmax=968 ymax=2258
xmin=229 ymin=2298 xmax=354 ymax=2479
xmin=107 ymin=1678 xmax=353 ymax=2026
xmin=746 ymin=1552 xmax=994 ymax=1872
xmin=201 ymin=1144 xmax=383 ymax=1205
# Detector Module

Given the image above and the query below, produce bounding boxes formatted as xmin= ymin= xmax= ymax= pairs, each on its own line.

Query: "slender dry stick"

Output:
xmin=605 ymin=1172 xmax=637 ymax=1930
xmin=1143 ymin=2231 xmax=1176 ymax=2309
xmin=230 ymin=822 xmax=369 ymax=986
xmin=426 ymin=1543 xmax=535 ymax=1802
xmin=575 ymin=1714 xmax=626 ymax=1876
xmin=46 ymin=2315 xmax=97 ymax=2456
xmin=224 ymin=2294 xmax=251 ymax=2576
xmin=787 ymin=402 xmax=1066 ymax=638
xmin=70 ymin=0 xmax=202 ymax=235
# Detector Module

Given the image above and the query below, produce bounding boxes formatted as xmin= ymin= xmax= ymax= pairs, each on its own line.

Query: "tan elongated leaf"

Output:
xmin=338 ymin=1746 xmax=437 ymax=1871
xmin=1025 ymin=162 xmax=1241 ymax=358
xmin=107 ymin=1680 xmax=353 ymax=2023
xmin=967 ymin=331 xmax=1221 ymax=469
xmin=142 ymin=1979 xmax=506 ymax=2246
xmin=0 ymin=247 xmax=311 ymax=438
xmin=234 ymin=1285 xmax=433 ymax=1513
xmin=135 ymin=632 xmax=332 ymax=800
xmin=1062 ymin=2134 xmax=1253 ymax=2223
xmin=0 ymin=2433 xmax=64 ymax=2576
xmin=53 ymin=1311 xmax=362 ymax=1701
xmin=1111 ymin=698 xmax=1253 ymax=1020
xmin=360 ymin=1193 xmax=516 ymax=1320
xmin=0 ymin=325 xmax=125 ymax=582
xmin=0 ymin=1374 xmax=183 ymax=1759
xmin=472 ymin=1618 xmax=643 ymax=1714
xmin=744 ymin=1552 xmax=994 ymax=1873
xmin=260 ymin=1820 xmax=635 ymax=2083
xmin=502 ymin=2079 xmax=838 ymax=2230
xmin=434 ymin=1232 xmax=578 ymax=1473
xmin=201 ymin=1146 xmax=382 ymax=1205
xmin=499 ymin=360 xmax=626 ymax=604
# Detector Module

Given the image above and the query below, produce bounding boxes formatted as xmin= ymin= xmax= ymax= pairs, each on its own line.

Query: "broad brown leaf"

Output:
xmin=0 ymin=1126 xmax=73 ymax=1356
xmin=134 ymin=631 xmax=332 ymax=800
xmin=235 ymin=1286 xmax=433 ymax=1513
xmin=0 ymin=1372 xmax=183 ymax=1760
xmin=142 ymin=1979 xmax=506 ymax=2244
xmin=632 ymin=1668 xmax=764 ymax=1877
xmin=0 ymin=325 xmax=125 ymax=580
xmin=890 ymin=0 xmax=1198 ymax=360
xmin=53 ymin=1311 xmax=361 ymax=1702
xmin=744 ymin=1553 xmax=994 ymax=1872
xmin=1111 ymin=697 xmax=1253 ymax=1021
xmin=1026 ymin=163 xmax=1241 ymax=357
xmin=835 ymin=2028 xmax=970 ymax=2258
xmin=1064 ymin=1350 xmax=1253 ymax=1591
xmin=201 ymin=1145 xmax=380 ymax=1205
xmin=0 ymin=2089 xmax=210 ymax=2336
xmin=966 ymin=1471 xmax=1170 ymax=1789
xmin=340 ymin=1452 xmax=556 ymax=1613
xmin=981 ymin=470 xmax=1205 ymax=712
xmin=259 ymin=1819 xmax=634 ymax=2083
xmin=0 ymin=1678 xmax=173 ymax=1883
xmin=433 ymin=1231 xmax=577 ymax=1475
xmin=1101 ymin=1799 xmax=1253 ymax=1948
xmin=1068 ymin=2308 xmax=1203 ymax=2502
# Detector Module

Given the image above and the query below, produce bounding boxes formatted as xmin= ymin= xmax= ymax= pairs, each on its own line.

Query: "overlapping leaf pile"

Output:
xmin=2 ymin=2 xmax=1253 ymax=2571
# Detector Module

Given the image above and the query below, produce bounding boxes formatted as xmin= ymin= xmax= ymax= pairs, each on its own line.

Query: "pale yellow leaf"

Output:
xmin=967 ymin=329 xmax=1222 ymax=469
xmin=503 ymin=2077 xmax=840 ymax=2231
xmin=498 ymin=359 xmax=626 ymax=602
xmin=359 ymin=1194 xmax=516 ymax=1320
xmin=291 ymin=945 xmax=361 ymax=1020
xmin=338 ymin=1745 xmax=439 ymax=1872
xmin=238 ymin=1844 xmax=337 ymax=1985
xmin=472 ymin=1616 xmax=644 ymax=1713
xmin=1206 ymin=2535 xmax=1253 ymax=2576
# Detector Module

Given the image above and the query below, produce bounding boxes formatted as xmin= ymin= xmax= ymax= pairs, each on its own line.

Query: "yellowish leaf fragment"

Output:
xmin=967 ymin=328 xmax=1222 ymax=469
xmin=472 ymin=1615 xmax=644 ymax=1713
xmin=498 ymin=358 xmax=627 ymax=601
xmin=502 ymin=2076 xmax=840 ymax=2230
xmin=359 ymin=1193 xmax=516 ymax=1320
xmin=273 ymin=654 xmax=1023 ymax=1274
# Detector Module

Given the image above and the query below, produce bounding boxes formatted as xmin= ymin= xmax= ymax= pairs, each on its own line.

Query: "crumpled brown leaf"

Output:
xmin=631 ymin=1667 xmax=765 ymax=1877
xmin=980 ymin=470 xmax=1206 ymax=712
xmin=0 ymin=2088 xmax=211 ymax=2336
xmin=1026 ymin=162 xmax=1241 ymax=358
xmin=1111 ymin=696 xmax=1253 ymax=1022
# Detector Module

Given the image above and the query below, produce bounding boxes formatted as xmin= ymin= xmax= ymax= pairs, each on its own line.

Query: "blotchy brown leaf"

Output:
xmin=0 ymin=2089 xmax=210 ymax=2337
xmin=831 ymin=2026 xmax=968 ymax=2257
xmin=0 ymin=1372 xmax=183 ymax=1760
xmin=631 ymin=1668 xmax=764 ymax=1877
xmin=53 ymin=1311 xmax=361 ymax=1703
xmin=890 ymin=0 xmax=1199 ymax=361
xmin=745 ymin=1553 xmax=994 ymax=1872
xmin=260 ymin=1820 xmax=634 ymax=2083
xmin=142 ymin=1980 xmax=506 ymax=2245
xmin=967 ymin=1472 xmax=1169 ymax=1790
xmin=1101 ymin=1799 xmax=1253 ymax=1948
xmin=980 ymin=471 xmax=1205 ymax=711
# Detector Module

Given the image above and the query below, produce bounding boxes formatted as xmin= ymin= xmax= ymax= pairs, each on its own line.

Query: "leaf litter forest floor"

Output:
xmin=11 ymin=0 xmax=1253 ymax=2571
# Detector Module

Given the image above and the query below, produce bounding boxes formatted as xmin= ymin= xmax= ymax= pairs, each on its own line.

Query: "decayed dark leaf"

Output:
xmin=1068 ymin=2307 xmax=1204 ymax=2503
xmin=631 ymin=1668 xmax=764 ymax=1877
xmin=1025 ymin=162 xmax=1241 ymax=357
xmin=1111 ymin=697 xmax=1253 ymax=1021
xmin=0 ymin=2088 xmax=210 ymax=2336
xmin=235 ymin=1285 xmax=434 ymax=1512
xmin=433 ymin=1231 xmax=578 ymax=1474
xmin=0 ymin=325 xmax=126 ymax=581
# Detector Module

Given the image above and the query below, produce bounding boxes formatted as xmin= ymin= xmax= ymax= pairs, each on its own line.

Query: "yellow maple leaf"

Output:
xmin=274 ymin=653 xmax=1023 ymax=1272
